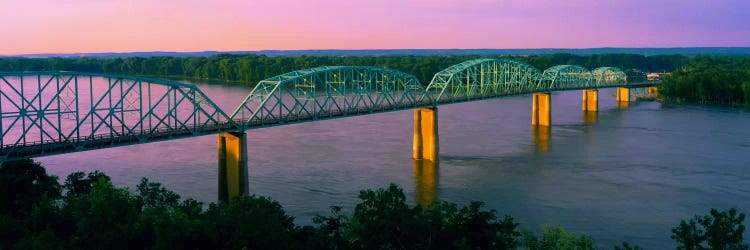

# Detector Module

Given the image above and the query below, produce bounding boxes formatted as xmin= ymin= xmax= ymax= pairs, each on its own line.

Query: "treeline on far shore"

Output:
xmin=1 ymin=159 xmax=748 ymax=249
xmin=0 ymin=53 xmax=686 ymax=84
xmin=660 ymin=56 xmax=750 ymax=107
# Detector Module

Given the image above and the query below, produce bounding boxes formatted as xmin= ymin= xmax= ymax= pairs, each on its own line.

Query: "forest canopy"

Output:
xmin=659 ymin=56 xmax=750 ymax=107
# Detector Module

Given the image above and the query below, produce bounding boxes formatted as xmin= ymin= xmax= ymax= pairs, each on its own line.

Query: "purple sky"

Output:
xmin=1 ymin=0 xmax=749 ymax=54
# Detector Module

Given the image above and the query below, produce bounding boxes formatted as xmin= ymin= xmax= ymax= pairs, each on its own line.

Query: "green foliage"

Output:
xmin=614 ymin=241 xmax=644 ymax=250
xmin=742 ymin=80 xmax=750 ymax=108
xmin=671 ymin=208 xmax=748 ymax=250
xmin=340 ymin=184 xmax=521 ymax=249
xmin=519 ymin=224 xmax=597 ymax=250
xmin=660 ymin=56 xmax=750 ymax=106
xmin=201 ymin=195 xmax=298 ymax=249
xmin=0 ymin=159 xmax=60 ymax=216
xmin=0 ymin=160 xmax=62 ymax=249
xmin=304 ymin=206 xmax=350 ymax=249
xmin=136 ymin=177 xmax=181 ymax=209
xmin=348 ymin=184 xmax=422 ymax=248
xmin=66 ymin=179 xmax=143 ymax=249
xmin=62 ymin=170 xmax=111 ymax=198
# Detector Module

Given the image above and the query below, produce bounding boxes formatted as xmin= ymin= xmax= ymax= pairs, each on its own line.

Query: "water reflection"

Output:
xmin=413 ymin=159 xmax=438 ymax=207
xmin=617 ymin=101 xmax=630 ymax=109
xmin=583 ymin=111 xmax=598 ymax=124
xmin=533 ymin=126 xmax=551 ymax=153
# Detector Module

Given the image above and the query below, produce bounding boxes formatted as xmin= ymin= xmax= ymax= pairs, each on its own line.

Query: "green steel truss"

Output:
xmin=0 ymin=72 xmax=234 ymax=160
xmin=591 ymin=67 xmax=628 ymax=87
xmin=1 ymin=60 xmax=653 ymax=161
xmin=423 ymin=60 xmax=634 ymax=104
xmin=230 ymin=66 xmax=425 ymax=129
xmin=422 ymin=59 xmax=542 ymax=103
xmin=539 ymin=65 xmax=593 ymax=89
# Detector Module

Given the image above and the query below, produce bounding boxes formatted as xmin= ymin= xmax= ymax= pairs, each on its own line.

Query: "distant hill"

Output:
xmin=4 ymin=47 xmax=750 ymax=58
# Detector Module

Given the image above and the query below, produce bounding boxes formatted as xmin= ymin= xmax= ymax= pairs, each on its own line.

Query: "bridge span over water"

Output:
xmin=0 ymin=58 xmax=658 ymax=200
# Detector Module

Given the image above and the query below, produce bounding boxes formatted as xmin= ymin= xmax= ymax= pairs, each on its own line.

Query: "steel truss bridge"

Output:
xmin=1 ymin=59 xmax=658 ymax=162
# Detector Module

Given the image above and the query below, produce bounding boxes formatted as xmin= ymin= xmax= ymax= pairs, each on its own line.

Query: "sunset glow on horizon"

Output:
xmin=2 ymin=0 xmax=749 ymax=55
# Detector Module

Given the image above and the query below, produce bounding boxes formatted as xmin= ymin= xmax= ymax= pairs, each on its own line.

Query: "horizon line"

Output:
xmin=3 ymin=46 xmax=750 ymax=57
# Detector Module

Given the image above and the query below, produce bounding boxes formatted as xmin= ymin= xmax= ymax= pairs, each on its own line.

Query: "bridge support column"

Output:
xmin=413 ymin=107 xmax=438 ymax=161
xmin=532 ymin=93 xmax=551 ymax=126
xmin=582 ymin=89 xmax=598 ymax=112
xmin=218 ymin=132 xmax=249 ymax=202
xmin=647 ymin=86 xmax=658 ymax=98
xmin=616 ymin=87 xmax=630 ymax=103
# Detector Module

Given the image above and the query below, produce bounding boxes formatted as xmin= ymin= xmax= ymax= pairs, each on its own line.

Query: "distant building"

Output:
xmin=647 ymin=73 xmax=660 ymax=81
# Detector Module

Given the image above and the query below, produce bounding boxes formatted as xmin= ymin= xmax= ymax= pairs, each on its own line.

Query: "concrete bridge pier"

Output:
xmin=413 ymin=107 xmax=439 ymax=161
xmin=616 ymin=87 xmax=630 ymax=103
xmin=532 ymin=92 xmax=551 ymax=126
xmin=218 ymin=132 xmax=249 ymax=202
xmin=582 ymin=89 xmax=598 ymax=112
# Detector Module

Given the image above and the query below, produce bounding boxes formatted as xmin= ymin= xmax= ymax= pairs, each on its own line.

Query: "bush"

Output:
xmin=519 ymin=224 xmax=596 ymax=250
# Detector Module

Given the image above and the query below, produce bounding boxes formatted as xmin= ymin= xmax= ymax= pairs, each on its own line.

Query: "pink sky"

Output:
xmin=2 ymin=0 xmax=749 ymax=54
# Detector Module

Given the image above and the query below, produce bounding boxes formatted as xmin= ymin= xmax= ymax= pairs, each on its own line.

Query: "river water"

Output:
xmin=36 ymin=79 xmax=750 ymax=249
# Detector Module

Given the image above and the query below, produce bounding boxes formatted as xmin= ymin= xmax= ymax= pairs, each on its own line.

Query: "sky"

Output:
xmin=1 ymin=0 xmax=749 ymax=54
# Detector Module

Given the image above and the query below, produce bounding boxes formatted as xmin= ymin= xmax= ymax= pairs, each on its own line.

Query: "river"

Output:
xmin=35 ymin=79 xmax=750 ymax=249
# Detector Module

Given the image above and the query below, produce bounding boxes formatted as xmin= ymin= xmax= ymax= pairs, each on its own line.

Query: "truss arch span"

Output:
xmin=423 ymin=59 xmax=542 ymax=103
xmin=230 ymin=66 xmax=424 ymax=128
xmin=539 ymin=65 xmax=593 ymax=90
xmin=591 ymin=67 xmax=627 ymax=87
xmin=0 ymin=71 xmax=233 ymax=159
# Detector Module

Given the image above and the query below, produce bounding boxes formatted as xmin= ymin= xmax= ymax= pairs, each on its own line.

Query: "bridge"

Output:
xmin=0 ymin=58 xmax=659 ymax=200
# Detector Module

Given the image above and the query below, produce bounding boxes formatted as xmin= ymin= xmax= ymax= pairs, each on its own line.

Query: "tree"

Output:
xmin=672 ymin=208 xmax=748 ymax=250
xmin=0 ymin=160 xmax=64 ymax=249
xmin=342 ymin=183 xmax=521 ymax=249
xmin=136 ymin=177 xmax=180 ymax=209
xmin=66 ymin=179 xmax=143 ymax=249
xmin=348 ymin=184 xmax=423 ymax=249
xmin=519 ymin=225 xmax=596 ymax=250
xmin=200 ymin=195 xmax=298 ymax=249
xmin=63 ymin=170 xmax=111 ymax=198
xmin=614 ymin=241 xmax=644 ymax=250
xmin=0 ymin=159 xmax=60 ymax=216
